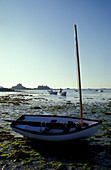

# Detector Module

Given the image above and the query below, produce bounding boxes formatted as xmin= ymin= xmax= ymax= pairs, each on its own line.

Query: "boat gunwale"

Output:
xmin=11 ymin=114 xmax=101 ymax=136
xmin=17 ymin=114 xmax=102 ymax=123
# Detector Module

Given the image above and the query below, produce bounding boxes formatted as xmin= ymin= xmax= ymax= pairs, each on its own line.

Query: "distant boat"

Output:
xmin=98 ymin=90 xmax=103 ymax=93
xmin=5 ymin=25 xmax=101 ymax=142
xmin=48 ymin=90 xmax=57 ymax=95
xmin=75 ymin=89 xmax=78 ymax=92
xmin=59 ymin=88 xmax=66 ymax=96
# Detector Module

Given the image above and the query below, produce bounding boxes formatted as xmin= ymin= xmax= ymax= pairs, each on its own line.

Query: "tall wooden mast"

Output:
xmin=74 ymin=25 xmax=83 ymax=125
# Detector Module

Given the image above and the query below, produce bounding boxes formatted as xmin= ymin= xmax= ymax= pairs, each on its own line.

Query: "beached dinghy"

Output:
xmin=5 ymin=25 xmax=101 ymax=142
xmin=6 ymin=115 xmax=101 ymax=142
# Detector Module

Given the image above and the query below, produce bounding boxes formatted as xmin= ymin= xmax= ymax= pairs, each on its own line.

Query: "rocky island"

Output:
xmin=0 ymin=83 xmax=51 ymax=91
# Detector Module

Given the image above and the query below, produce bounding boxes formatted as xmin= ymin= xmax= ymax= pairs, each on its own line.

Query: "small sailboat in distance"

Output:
xmin=98 ymin=89 xmax=103 ymax=93
xmin=5 ymin=25 xmax=101 ymax=142
xmin=59 ymin=88 xmax=66 ymax=96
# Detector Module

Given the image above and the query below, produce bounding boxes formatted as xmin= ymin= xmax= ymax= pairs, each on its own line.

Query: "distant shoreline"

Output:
xmin=0 ymin=83 xmax=111 ymax=92
xmin=0 ymin=88 xmax=111 ymax=92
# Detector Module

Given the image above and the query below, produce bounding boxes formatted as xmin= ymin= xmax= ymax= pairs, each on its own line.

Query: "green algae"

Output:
xmin=0 ymin=131 xmax=14 ymax=142
xmin=41 ymin=104 xmax=75 ymax=114
xmin=0 ymin=134 xmax=111 ymax=169
xmin=103 ymin=129 xmax=111 ymax=138
xmin=0 ymin=137 xmax=43 ymax=168
xmin=0 ymin=95 xmax=29 ymax=105
xmin=68 ymin=163 xmax=92 ymax=170
xmin=99 ymin=123 xmax=111 ymax=131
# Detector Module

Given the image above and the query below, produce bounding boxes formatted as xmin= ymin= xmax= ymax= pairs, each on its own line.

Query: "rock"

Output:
xmin=11 ymin=83 xmax=27 ymax=90
xmin=30 ymin=106 xmax=41 ymax=109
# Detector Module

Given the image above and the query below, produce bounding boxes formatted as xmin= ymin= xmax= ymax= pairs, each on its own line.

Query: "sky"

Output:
xmin=0 ymin=0 xmax=111 ymax=89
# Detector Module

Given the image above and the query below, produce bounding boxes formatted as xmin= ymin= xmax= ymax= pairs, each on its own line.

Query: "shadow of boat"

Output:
xmin=23 ymin=137 xmax=111 ymax=168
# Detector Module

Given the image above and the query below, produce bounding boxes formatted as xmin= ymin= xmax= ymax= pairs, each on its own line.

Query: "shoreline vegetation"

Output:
xmin=0 ymin=91 xmax=111 ymax=169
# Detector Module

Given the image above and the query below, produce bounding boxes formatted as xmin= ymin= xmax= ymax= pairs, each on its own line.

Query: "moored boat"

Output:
xmin=48 ymin=90 xmax=57 ymax=95
xmin=98 ymin=89 xmax=103 ymax=93
xmin=59 ymin=88 xmax=66 ymax=96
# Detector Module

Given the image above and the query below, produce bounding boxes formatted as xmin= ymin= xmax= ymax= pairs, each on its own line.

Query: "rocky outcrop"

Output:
xmin=0 ymin=87 xmax=15 ymax=92
xmin=0 ymin=84 xmax=51 ymax=91
xmin=11 ymin=83 xmax=27 ymax=90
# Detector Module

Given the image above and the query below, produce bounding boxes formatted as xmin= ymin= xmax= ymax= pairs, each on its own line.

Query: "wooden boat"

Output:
xmin=5 ymin=25 xmax=101 ymax=142
xmin=6 ymin=115 xmax=101 ymax=142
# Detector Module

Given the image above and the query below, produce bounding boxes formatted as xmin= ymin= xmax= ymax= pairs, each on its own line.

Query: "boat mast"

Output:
xmin=74 ymin=25 xmax=83 ymax=126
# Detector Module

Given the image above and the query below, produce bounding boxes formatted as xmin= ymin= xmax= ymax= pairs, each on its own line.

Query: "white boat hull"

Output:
xmin=12 ymin=124 xmax=100 ymax=142
xmin=10 ymin=115 xmax=101 ymax=142
xmin=59 ymin=92 xmax=66 ymax=96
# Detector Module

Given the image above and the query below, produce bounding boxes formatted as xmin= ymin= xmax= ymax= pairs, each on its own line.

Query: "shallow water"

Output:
xmin=0 ymin=89 xmax=111 ymax=102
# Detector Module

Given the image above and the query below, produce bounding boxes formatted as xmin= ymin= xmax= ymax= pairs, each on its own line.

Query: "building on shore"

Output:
xmin=37 ymin=85 xmax=50 ymax=90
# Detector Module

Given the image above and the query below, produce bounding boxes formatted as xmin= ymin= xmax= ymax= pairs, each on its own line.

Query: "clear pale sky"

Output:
xmin=0 ymin=0 xmax=111 ymax=89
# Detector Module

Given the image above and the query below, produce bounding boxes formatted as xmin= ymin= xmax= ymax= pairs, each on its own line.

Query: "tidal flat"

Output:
xmin=0 ymin=90 xmax=111 ymax=169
